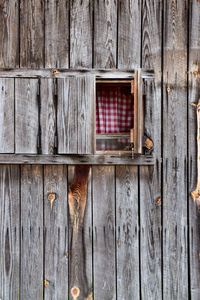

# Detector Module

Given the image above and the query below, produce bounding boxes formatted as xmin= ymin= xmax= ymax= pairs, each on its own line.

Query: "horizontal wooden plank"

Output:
xmin=0 ymin=154 xmax=155 ymax=165
xmin=0 ymin=68 xmax=154 ymax=79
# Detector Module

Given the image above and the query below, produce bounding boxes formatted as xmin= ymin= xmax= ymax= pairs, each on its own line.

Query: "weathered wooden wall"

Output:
xmin=0 ymin=1 xmax=200 ymax=300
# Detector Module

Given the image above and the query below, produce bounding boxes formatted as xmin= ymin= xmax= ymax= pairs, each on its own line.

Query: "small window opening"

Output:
xmin=96 ymin=79 xmax=135 ymax=153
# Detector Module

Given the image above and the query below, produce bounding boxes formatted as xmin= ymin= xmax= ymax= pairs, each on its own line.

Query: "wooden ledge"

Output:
xmin=0 ymin=68 xmax=154 ymax=79
xmin=0 ymin=154 xmax=154 ymax=165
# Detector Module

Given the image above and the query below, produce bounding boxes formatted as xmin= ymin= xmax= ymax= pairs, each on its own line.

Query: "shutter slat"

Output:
xmin=58 ymin=75 xmax=95 ymax=154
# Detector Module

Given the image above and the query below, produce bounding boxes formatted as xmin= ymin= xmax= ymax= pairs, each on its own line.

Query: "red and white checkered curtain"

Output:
xmin=96 ymin=86 xmax=134 ymax=134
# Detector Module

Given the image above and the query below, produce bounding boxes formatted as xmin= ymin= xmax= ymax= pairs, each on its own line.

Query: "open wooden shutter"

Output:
xmin=57 ymin=75 xmax=95 ymax=154
xmin=134 ymin=69 xmax=144 ymax=154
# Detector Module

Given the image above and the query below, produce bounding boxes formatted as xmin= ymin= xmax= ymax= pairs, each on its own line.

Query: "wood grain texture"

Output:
xmin=57 ymin=76 xmax=95 ymax=154
xmin=70 ymin=0 xmax=92 ymax=68
xmin=116 ymin=166 xmax=139 ymax=300
xmin=118 ymin=0 xmax=141 ymax=69
xmin=20 ymin=165 xmax=43 ymax=300
xmin=93 ymin=166 xmax=116 ymax=299
xmin=15 ymin=79 xmax=39 ymax=154
xmin=141 ymin=1 xmax=162 ymax=299
xmin=68 ymin=166 xmax=92 ymax=300
xmin=0 ymin=166 xmax=20 ymax=300
xmin=20 ymin=0 xmax=44 ymax=68
xmin=0 ymin=79 xmax=14 ymax=153
xmin=45 ymin=0 xmax=69 ymax=68
xmin=188 ymin=1 xmax=200 ymax=299
xmin=94 ymin=0 xmax=117 ymax=68
xmin=163 ymin=0 xmax=188 ymax=299
xmin=0 ymin=154 xmax=154 ymax=165
xmin=0 ymin=0 xmax=19 ymax=67
xmin=0 ymin=68 xmax=154 ymax=78
xmin=40 ymin=79 xmax=56 ymax=154
xmin=44 ymin=165 xmax=68 ymax=300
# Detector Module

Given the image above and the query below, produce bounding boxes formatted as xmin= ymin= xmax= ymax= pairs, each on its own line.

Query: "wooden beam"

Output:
xmin=0 ymin=68 xmax=154 ymax=79
xmin=0 ymin=154 xmax=155 ymax=165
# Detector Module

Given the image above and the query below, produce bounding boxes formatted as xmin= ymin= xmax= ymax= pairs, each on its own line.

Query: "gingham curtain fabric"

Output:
xmin=96 ymin=86 xmax=134 ymax=134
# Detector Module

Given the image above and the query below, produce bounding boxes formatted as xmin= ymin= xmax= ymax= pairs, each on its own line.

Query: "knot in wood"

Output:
xmin=71 ymin=286 xmax=80 ymax=299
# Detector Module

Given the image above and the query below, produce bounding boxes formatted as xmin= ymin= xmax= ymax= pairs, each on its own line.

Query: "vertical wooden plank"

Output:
xmin=188 ymin=1 xmax=200 ymax=299
xmin=0 ymin=79 xmax=14 ymax=153
xmin=118 ymin=0 xmax=141 ymax=69
xmin=70 ymin=0 xmax=92 ymax=68
xmin=68 ymin=166 xmax=92 ymax=299
xmin=57 ymin=76 xmax=95 ymax=154
xmin=0 ymin=166 xmax=20 ymax=300
xmin=78 ymin=75 xmax=95 ymax=154
xmin=57 ymin=77 xmax=78 ymax=154
xmin=40 ymin=79 xmax=56 ymax=154
xmin=141 ymin=0 xmax=162 ymax=299
xmin=163 ymin=0 xmax=188 ymax=299
xmin=20 ymin=165 xmax=43 ymax=300
xmin=94 ymin=0 xmax=117 ymax=68
xmin=15 ymin=79 xmax=39 ymax=154
xmin=45 ymin=0 xmax=69 ymax=68
xmin=20 ymin=0 xmax=44 ymax=68
xmin=93 ymin=166 xmax=116 ymax=299
xmin=116 ymin=166 xmax=139 ymax=300
xmin=44 ymin=165 xmax=68 ymax=299
xmin=0 ymin=0 xmax=19 ymax=68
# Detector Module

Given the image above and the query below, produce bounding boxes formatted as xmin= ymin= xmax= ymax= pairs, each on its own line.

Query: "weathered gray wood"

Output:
xmin=15 ymin=79 xmax=39 ymax=154
xmin=188 ymin=1 xmax=200 ymax=299
xmin=141 ymin=1 xmax=162 ymax=299
xmin=0 ymin=68 xmax=154 ymax=78
xmin=118 ymin=0 xmax=141 ymax=69
xmin=0 ymin=0 xmax=19 ymax=67
xmin=44 ymin=165 xmax=68 ymax=299
xmin=0 ymin=79 xmax=14 ymax=153
xmin=45 ymin=0 xmax=69 ymax=68
xmin=20 ymin=0 xmax=44 ymax=67
xmin=20 ymin=165 xmax=43 ymax=300
xmin=163 ymin=0 xmax=188 ymax=298
xmin=94 ymin=0 xmax=117 ymax=68
xmin=40 ymin=79 xmax=56 ymax=154
xmin=57 ymin=75 xmax=95 ymax=154
xmin=70 ymin=0 xmax=92 ymax=68
xmin=0 ymin=166 xmax=20 ymax=300
xmin=68 ymin=166 xmax=92 ymax=299
xmin=116 ymin=166 xmax=139 ymax=300
xmin=0 ymin=154 xmax=155 ymax=165
xmin=93 ymin=166 xmax=116 ymax=299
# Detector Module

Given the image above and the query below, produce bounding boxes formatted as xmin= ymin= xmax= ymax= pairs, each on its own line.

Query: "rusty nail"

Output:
xmin=44 ymin=279 xmax=49 ymax=288
xmin=71 ymin=286 xmax=80 ymax=300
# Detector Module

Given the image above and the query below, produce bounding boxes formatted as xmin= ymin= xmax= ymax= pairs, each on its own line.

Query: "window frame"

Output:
xmin=94 ymin=69 xmax=144 ymax=155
